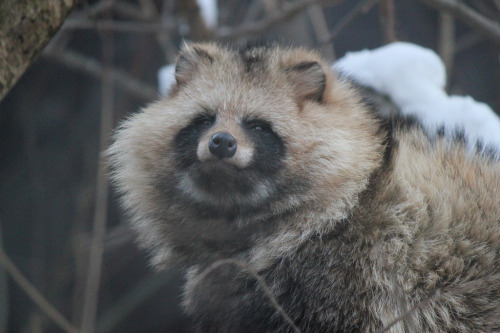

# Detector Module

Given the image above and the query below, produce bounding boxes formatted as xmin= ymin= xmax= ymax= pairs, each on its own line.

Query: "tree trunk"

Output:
xmin=0 ymin=0 xmax=80 ymax=101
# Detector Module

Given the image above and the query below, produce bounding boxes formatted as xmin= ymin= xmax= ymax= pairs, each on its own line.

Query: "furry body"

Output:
xmin=108 ymin=43 xmax=500 ymax=332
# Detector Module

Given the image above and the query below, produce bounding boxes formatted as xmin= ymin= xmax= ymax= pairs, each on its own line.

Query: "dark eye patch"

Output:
xmin=174 ymin=111 xmax=216 ymax=168
xmin=243 ymin=118 xmax=285 ymax=174
xmin=192 ymin=113 xmax=216 ymax=127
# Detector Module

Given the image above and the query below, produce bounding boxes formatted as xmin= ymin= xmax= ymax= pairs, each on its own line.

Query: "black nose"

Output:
xmin=209 ymin=132 xmax=237 ymax=159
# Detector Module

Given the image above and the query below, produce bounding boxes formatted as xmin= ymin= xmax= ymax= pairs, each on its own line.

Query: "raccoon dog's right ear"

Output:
xmin=286 ymin=61 xmax=326 ymax=103
xmin=175 ymin=43 xmax=214 ymax=85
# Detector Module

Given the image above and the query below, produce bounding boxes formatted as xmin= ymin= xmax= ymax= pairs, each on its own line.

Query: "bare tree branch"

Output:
xmin=0 ymin=244 xmax=79 ymax=333
xmin=176 ymin=0 xmax=213 ymax=40
xmin=456 ymin=31 xmax=485 ymax=52
xmin=62 ymin=19 xmax=175 ymax=33
xmin=42 ymin=49 xmax=158 ymax=101
xmin=420 ymin=0 xmax=500 ymax=43
xmin=95 ymin=273 xmax=170 ymax=333
xmin=133 ymin=0 xmax=158 ymax=20
xmin=215 ymin=0 xmax=345 ymax=41
xmin=321 ymin=0 xmax=383 ymax=45
xmin=80 ymin=27 xmax=115 ymax=333
xmin=438 ymin=12 xmax=455 ymax=80
xmin=308 ymin=5 xmax=336 ymax=60
xmin=0 ymin=0 xmax=81 ymax=101
xmin=379 ymin=0 xmax=397 ymax=43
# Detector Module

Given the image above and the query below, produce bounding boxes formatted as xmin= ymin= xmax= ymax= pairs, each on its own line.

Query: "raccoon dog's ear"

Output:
xmin=175 ymin=44 xmax=214 ymax=85
xmin=286 ymin=61 xmax=326 ymax=103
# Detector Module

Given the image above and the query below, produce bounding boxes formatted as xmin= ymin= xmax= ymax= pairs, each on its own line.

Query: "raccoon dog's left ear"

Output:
xmin=286 ymin=61 xmax=326 ymax=103
xmin=175 ymin=43 xmax=214 ymax=86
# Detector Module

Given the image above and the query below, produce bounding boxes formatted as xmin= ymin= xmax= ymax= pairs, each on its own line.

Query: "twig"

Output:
xmin=320 ymin=0 xmax=383 ymax=45
xmin=83 ymin=0 xmax=113 ymax=19
xmin=80 ymin=26 xmax=115 ymax=333
xmin=215 ymin=0 xmax=344 ymax=41
xmin=377 ymin=289 xmax=441 ymax=333
xmin=42 ymin=49 xmax=158 ymax=101
xmin=0 ymin=244 xmax=79 ymax=333
xmin=455 ymin=31 xmax=485 ymax=53
xmin=191 ymin=258 xmax=302 ymax=333
xmin=137 ymin=0 xmax=158 ymax=20
xmin=78 ymin=225 xmax=133 ymax=252
xmin=471 ymin=0 xmax=500 ymax=21
xmin=95 ymin=273 xmax=170 ymax=333
xmin=438 ymin=11 xmax=455 ymax=80
xmin=379 ymin=0 xmax=396 ymax=43
xmin=148 ymin=0 xmax=177 ymax=64
xmin=62 ymin=18 xmax=174 ymax=33
xmin=308 ymin=5 xmax=336 ymax=60
xmin=176 ymin=0 xmax=212 ymax=40
xmin=242 ymin=0 xmax=265 ymax=23
xmin=419 ymin=0 xmax=500 ymax=43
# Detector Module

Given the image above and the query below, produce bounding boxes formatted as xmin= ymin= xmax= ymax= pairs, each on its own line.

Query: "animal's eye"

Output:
xmin=246 ymin=120 xmax=270 ymax=133
xmin=194 ymin=114 xmax=215 ymax=127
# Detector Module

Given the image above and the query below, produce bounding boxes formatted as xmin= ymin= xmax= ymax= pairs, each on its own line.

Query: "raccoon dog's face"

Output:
xmin=169 ymin=45 xmax=309 ymax=213
xmin=110 ymin=43 xmax=384 ymax=221
xmin=173 ymin=104 xmax=285 ymax=211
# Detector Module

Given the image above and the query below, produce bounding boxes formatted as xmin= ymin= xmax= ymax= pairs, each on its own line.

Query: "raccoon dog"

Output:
xmin=108 ymin=43 xmax=500 ymax=332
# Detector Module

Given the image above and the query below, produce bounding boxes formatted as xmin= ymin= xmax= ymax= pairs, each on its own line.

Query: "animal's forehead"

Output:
xmin=187 ymin=80 xmax=295 ymax=121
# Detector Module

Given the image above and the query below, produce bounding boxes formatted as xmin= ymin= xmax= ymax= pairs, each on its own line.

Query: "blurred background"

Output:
xmin=0 ymin=0 xmax=499 ymax=332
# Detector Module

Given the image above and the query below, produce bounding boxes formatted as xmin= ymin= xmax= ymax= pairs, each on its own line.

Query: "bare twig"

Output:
xmin=377 ymin=289 xmax=441 ymax=333
xmin=95 ymin=273 xmax=170 ymax=333
xmin=438 ymin=12 xmax=455 ymax=80
xmin=308 ymin=5 xmax=336 ymax=60
xmin=191 ymin=258 xmax=301 ymax=333
xmin=80 ymin=27 xmax=115 ymax=333
xmin=83 ymin=0 xmax=113 ymax=19
xmin=419 ymin=0 xmax=500 ymax=43
xmin=138 ymin=0 xmax=158 ymax=20
xmin=456 ymin=31 xmax=485 ymax=53
xmin=42 ymin=49 xmax=158 ymax=101
xmin=77 ymin=225 xmax=133 ymax=252
xmin=0 ymin=244 xmax=79 ymax=333
xmin=320 ymin=0 xmax=383 ymax=45
xmin=379 ymin=0 xmax=396 ymax=43
xmin=242 ymin=0 xmax=265 ymax=24
xmin=215 ymin=0 xmax=344 ymax=41
xmin=62 ymin=18 xmax=174 ymax=33
xmin=471 ymin=0 xmax=500 ymax=21
xmin=176 ymin=0 xmax=212 ymax=40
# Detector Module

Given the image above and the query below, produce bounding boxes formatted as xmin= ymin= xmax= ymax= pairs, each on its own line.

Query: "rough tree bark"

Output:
xmin=0 ymin=0 xmax=81 ymax=101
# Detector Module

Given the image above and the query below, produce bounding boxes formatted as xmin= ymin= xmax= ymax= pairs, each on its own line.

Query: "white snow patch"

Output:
xmin=335 ymin=42 xmax=500 ymax=148
xmin=197 ymin=0 xmax=218 ymax=29
xmin=158 ymin=64 xmax=176 ymax=96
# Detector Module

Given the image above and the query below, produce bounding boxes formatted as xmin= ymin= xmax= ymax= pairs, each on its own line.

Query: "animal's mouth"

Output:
xmin=175 ymin=160 xmax=275 ymax=210
xmin=191 ymin=160 xmax=257 ymax=195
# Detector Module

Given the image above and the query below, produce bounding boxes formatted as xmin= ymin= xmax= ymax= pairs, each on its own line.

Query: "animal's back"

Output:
xmin=346 ymin=124 xmax=500 ymax=331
